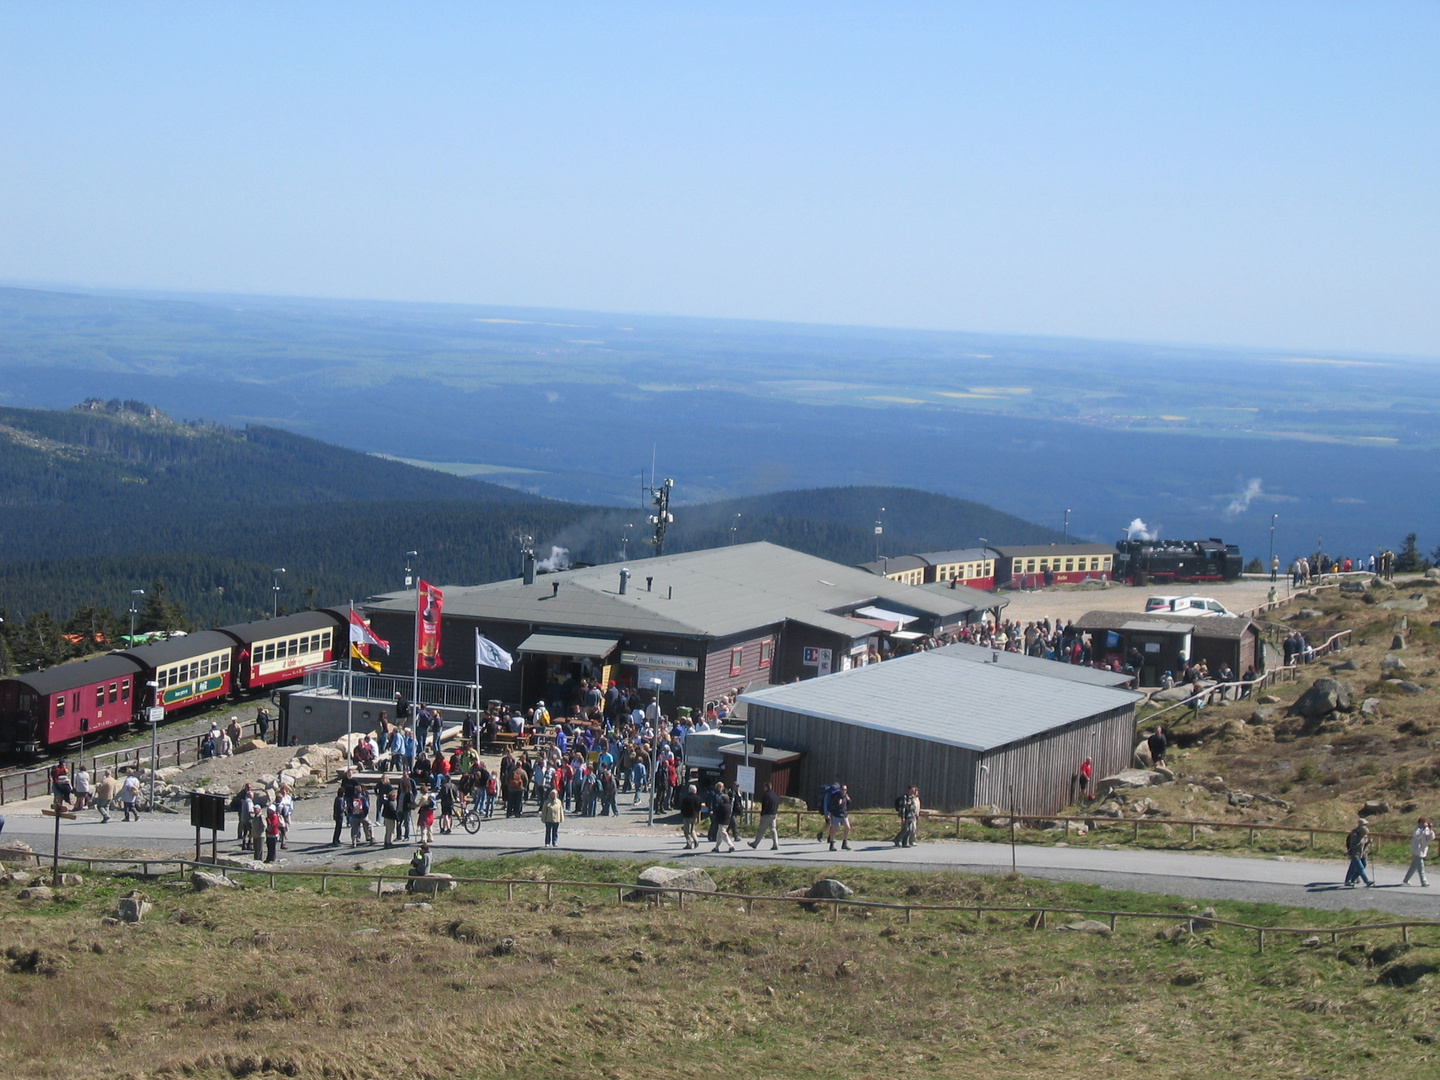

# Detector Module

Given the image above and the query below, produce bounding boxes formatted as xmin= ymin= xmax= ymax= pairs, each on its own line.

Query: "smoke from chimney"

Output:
xmin=536 ymin=545 xmax=571 ymax=573
xmin=1125 ymin=518 xmax=1157 ymax=541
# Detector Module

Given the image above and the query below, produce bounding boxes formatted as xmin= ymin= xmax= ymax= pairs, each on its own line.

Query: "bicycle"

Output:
xmin=460 ymin=803 xmax=484 ymax=835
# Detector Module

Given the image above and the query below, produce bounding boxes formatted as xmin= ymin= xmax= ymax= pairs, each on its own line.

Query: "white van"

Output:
xmin=1144 ymin=595 xmax=1233 ymax=617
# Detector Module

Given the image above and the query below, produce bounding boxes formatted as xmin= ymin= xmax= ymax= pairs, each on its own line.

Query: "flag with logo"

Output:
xmin=347 ymin=608 xmax=388 ymax=671
xmin=416 ymin=580 xmax=444 ymax=669
xmin=475 ymin=629 xmax=513 ymax=671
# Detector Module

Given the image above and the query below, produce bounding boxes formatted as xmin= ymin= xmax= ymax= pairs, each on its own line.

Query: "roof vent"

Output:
xmin=619 ymin=567 xmax=630 ymax=595
xmin=646 ymin=576 xmax=653 ymax=592
xmin=667 ymin=585 xmax=673 ymax=600
xmin=552 ymin=582 xmax=560 ymax=598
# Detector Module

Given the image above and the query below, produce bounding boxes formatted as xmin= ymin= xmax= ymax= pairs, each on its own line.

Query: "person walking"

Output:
xmin=1078 ymin=757 xmax=1094 ymax=803
xmin=119 ymin=769 xmax=141 ymax=822
xmin=349 ymin=786 xmax=374 ymax=847
xmin=1344 ymin=819 xmax=1375 ymax=887
xmin=73 ymin=765 xmax=92 ymax=811
xmin=1147 ymin=726 xmax=1168 ymax=768
xmin=331 ymin=784 xmax=347 ymax=845
xmin=711 ymin=782 xmax=737 ymax=853
xmin=1403 ymin=817 xmax=1435 ymax=887
xmin=416 ymin=786 xmax=436 ymax=844
xmin=541 ymin=788 xmax=565 ymax=847
xmin=263 ymin=804 xmax=281 ymax=863
xmin=381 ymin=789 xmax=400 ymax=848
xmin=748 ymin=781 xmax=781 ymax=851
xmin=94 ymin=769 xmax=117 ymax=823
xmin=893 ymin=786 xmax=920 ymax=847
xmin=679 ymin=784 xmax=702 ymax=849
xmin=825 ymin=783 xmax=852 ymax=851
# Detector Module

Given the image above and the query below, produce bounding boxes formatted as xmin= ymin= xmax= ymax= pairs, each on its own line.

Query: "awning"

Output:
xmin=890 ymin=630 xmax=927 ymax=641
xmin=516 ymin=633 xmax=619 ymax=658
xmin=855 ymin=605 xmax=919 ymax=627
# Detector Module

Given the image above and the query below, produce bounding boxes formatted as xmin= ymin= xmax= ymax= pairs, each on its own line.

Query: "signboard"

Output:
xmin=735 ymin=764 xmax=756 ymax=795
xmin=620 ymin=651 xmax=697 ymax=672
xmin=638 ymin=666 xmax=676 ymax=693
xmin=190 ymin=792 xmax=226 ymax=831
xmin=802 ymin=647 xmax=832 ymax=676
xmin=1144 ymin=642 xmax=1161 ymax=654
xmin=146 ymin=706 xmax=165 ymax=724
xmin=162 ymin=676 xmax=223 ymax=705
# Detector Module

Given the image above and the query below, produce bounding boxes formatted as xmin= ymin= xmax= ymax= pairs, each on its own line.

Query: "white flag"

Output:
xmin=475 ymin=630 xmax=513 ymax=671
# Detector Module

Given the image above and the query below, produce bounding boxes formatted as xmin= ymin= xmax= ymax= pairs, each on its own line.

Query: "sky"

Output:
xmin=1 ymin=2 xmax=1436 ymax=356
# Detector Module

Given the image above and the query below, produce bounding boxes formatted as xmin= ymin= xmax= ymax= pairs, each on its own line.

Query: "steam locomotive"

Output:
xmin=1113 ymin=538 xmax=1243 ymax=585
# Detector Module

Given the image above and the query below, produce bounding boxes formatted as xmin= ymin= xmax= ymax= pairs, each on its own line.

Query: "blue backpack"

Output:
xmin=819 ymin=783 xmax=840 ymax=814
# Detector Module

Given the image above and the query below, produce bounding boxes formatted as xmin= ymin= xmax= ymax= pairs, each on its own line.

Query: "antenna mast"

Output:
xmin=646 ymin=478 xmax=675 ymax=556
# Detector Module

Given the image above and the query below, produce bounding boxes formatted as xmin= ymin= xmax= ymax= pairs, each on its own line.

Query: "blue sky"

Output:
xmin=1 ymin=2 xmax=1436 ymax=355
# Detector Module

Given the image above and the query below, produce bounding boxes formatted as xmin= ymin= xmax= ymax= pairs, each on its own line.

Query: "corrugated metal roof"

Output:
xmin=364 ymin=542 xmax=982 ymax=640
xmin=916 ymin=581 xmax=1009 ymax=608
xmin=855 ymin=555 xmax=928 ymax=575
xmin=991 ymin=543 xmax=1117 ymax=557
xmin=219 ymin=611 xmax=341 ymax=646
xmin=935 ymin=643 xmax=1136 ymax=687
xmin=6 ymin=654 xmax=142 ymax=695
xmin=118 ymin=631 xmax=238 ymax=667
xmin=1073 ymin=610 xmax=1256 ymax=641
xmin=915 ymin=547 xmax=995 ymax=565
xmin=739 ymin=647 xmax=1140 ymax=752
xmin=517 ymin=633 xmax=619 ymax=658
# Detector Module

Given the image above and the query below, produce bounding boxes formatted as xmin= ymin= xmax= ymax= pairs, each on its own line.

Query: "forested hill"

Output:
xmin=0 ymin=400 xmax=538 ymax=509
xmin=0 ymin=403 xmax=1065 ymax=656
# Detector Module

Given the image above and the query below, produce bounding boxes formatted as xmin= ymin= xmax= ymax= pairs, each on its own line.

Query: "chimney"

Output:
xmin=551 ymin=582 xmax=560 ymax=598
xmin=667 ymin=585 xmax=673 ymax=600
xmin=619 ymin=567 xmax=630 ymax=595
xmin=646 ymin=576 xmax=653 ymax=592
xmin=523 ymin=551 xmax=535 ymax=586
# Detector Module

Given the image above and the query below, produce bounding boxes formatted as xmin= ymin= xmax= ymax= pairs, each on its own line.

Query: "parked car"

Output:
xmin=1144 ymin=595 xmax=1233 ymax=617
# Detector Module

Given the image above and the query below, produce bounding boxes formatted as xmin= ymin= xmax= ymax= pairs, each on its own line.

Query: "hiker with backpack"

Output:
xmin=893 ymin=786 xmax=920 ymax=847
xmin=824 ymin=782 xmax=852 ymax=852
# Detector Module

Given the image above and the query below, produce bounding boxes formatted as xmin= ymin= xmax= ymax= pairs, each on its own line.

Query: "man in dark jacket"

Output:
xmin=331 ymin=785 xmax=347 ymax=845
xmin=1147 ymin=726 xmax=1168 ymax=768
xmin=679 ymin=785 xmax=703 ymax=849
xmin=711 ymin=782 xmax=736 ymax=853
xmin=748 ymin=781 xmax=781 ymax=850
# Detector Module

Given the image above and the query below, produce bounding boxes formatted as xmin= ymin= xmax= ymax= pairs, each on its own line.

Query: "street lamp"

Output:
xmin=128 ymin=589 xmax=145 ymax=644
xmin=1064 ymin=509 xmax=1071 ymax=538
xmin=1269 ymin=514 xmax=1278 ymax=580
xmin=145 ymin=681 xmax=159 ymax=812
xmin=271 ymin=568 xmax=286 ymax=619
xmin=405 ymin=551 xmax=417 ymax=589
xmin=874 ymin=507 xmax=885 ymax=560
xmin=730 ymin=513 xmax=742 ymax=545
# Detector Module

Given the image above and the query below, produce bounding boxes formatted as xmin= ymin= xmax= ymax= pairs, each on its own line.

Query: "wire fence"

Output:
xmin=301 ymin=667 xmax=481 ymax=710
xmin=2 ymin=846 xmax=1434 ymax=955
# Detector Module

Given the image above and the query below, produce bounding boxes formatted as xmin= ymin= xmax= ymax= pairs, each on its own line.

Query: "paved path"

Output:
xmin=5 ymin=797 xmax=1436 ymax=918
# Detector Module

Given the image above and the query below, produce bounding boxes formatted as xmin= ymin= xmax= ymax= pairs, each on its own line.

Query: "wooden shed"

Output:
xmin=1072 ymin=610 xmax=1263 ymax=687
xmin=739 ymin=643 xmax=1140 ymax=815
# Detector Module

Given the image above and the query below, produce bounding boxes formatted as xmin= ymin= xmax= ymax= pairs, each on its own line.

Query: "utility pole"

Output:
xmin=1063 ymin=509 xmax=1071 ymax=538
xmin=270 ymin=568 xmax=286 ymax=619
xmin=874 ymin=507 xmax=885 ymax=560
xmin=128 ymin=589 xmax=145 ymax=643
xmin=1269 ymin=514 xmax=1278 ymax=578
xmin=646 ymin=478 xmax=674 ymax=556
xmin=405 ymin=551 xmax=419 ymax=709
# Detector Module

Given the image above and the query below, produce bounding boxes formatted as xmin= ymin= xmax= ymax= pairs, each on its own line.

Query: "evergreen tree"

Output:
xmin=1396 ymin=533 xmax=1429 ymax=573
xmin=137 ymin=578 xmax=192 ymax=633
xmin=63 ymin=603 xmax=122 ymax=656
xmin=17 ymin=611 xmax=65 ymax=670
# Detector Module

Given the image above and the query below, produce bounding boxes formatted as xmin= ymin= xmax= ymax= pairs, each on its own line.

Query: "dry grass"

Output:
xmin=2 ymin=857 xmax=1438 ymax=1079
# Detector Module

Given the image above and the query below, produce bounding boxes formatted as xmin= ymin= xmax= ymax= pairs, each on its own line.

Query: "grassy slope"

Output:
xmin=2 ymin=855 xmax=1436 ymax=1080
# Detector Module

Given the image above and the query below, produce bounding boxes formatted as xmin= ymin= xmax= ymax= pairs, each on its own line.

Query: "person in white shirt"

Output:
xmin=1404 ymin=817 xmax=1435 ymax=887
xmin=119 ymin=770 xmax=141 ymax=821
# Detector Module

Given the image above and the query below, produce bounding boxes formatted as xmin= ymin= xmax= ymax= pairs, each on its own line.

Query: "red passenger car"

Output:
xmin=0 ymin=654 xmax=143 ymax=755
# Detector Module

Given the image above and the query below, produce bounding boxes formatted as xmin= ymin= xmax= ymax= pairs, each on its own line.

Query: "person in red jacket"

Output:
xmin=1078 ymin=757 xmax=1094 ymax=803
xmin=264 ymin=804 xmax=282 ymax=863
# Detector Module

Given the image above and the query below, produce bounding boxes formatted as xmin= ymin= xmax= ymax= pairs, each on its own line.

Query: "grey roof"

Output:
xmin=6 ymin=654 xmax=142 ymax=695
xmin=739 ymin=647 xmax=1140 ymax=752
xmin=218 ymin=611 xmax=342 ymax=646
xmin=364 ymin=542 xmax=982 ymax=640
xmin=916 ymin=581 xmax=1009 ymax=609
xmin=856 ymin=555 xmax=928 ymax=575
xmin=118 ymin=631 xmax=238 ymax=667
xmin=915 ymin=547 xmax=996 ymax=565
xmin=935 ymin=642 xmax=1135 ymax=687
xmin=992 ymin=543 xmax=1117 ymax=558
xmin=1073 ymin=610 xmax=1257 ymax=641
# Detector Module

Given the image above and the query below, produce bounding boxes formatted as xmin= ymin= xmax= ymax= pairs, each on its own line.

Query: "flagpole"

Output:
xmin=412 ymin=573 xmax=421 ymax=711
xmin=346 ymin=600 xmax=354 ymax=744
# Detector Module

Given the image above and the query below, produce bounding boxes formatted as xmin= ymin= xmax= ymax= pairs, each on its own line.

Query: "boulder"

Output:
xmin=1058 ymin=919 xmax=1111 ymax=935
xmin=191 ymin=871 xmax=236 ymax=891
xmin=59 ymin=873 xmax=83 ymax=887
xmin=633 ymin=866 xmax=718 ymax=899
xmin=1249 ymin=706 xmax=1277 ymax=725
xmin=1130 ymin=797 xmax=1160 ymax=815
xmin=115 ymin=892 xmax=152 ymax=923
xmin=407 ymin=873 xmax=458 ymax=896
xmin=1227 ymin=790 xmax=1255 ymax=808
xmin=805 ymin=878 xmax=854 ymax=900
xmin=298 ymin=744 xmax=344 ymax=764
xmin=1331 ymin=659 xmax=1359 ymax=671
xmin=1426 ymin=569 xmax=1440 ymax=581
xmin=1132 ymin=741 xmax=1153 ymax=767
xmin=1339 ymin=580 xmax=1367 ymax=594
xmin=1381 ymin=654 xmax=1407 ymax=671
xmin=1152 ymin=765 xmax=1176 ymax=782
xmin=1151 ymin=686 xmax=1193 ymax=703
xmin=1392 ymin=635 xmax=1408 ymax=650
xmin=0 ymin=840 xmax=35 ymax=864
xmin=1360 ymin=800 xmax=1390 ymax=818
xmin=235 ymin=739 xmax=268 ymax=754
xmin=1096 ymin=769 xmax=1167 ymax=796
xmin=2 ymin=871 xmax=34 ymax=887
xmin=1380 ymin=596 xmax=1429 ymax=612
xmin=1361 ymin=697 xmax=1381 ymax=716
xmin=17 ymin=886 xmax=53 ymax=901
xmin=1092 ymin=802 xmax=1123 ymax=819
xmin=1289 ymin=678 xmax=1354 ymax=718
xmin=402 ymin=901 xmax=432 ymax=912
xmin=1294 ymin=608 xmax=1324 ymax=620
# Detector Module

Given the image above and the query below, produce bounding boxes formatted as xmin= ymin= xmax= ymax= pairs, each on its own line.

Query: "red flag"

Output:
xmin=416 ymin=580 xmax=444 ymax=669
xmin=349 ymin=609 xmax=390 ymax=652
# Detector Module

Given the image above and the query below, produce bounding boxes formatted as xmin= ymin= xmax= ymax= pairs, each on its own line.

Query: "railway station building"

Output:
xmin=360 ymin=542 xmax=991 ymax=716
xmin=738 ymin=643 xmax=1140 ymax=813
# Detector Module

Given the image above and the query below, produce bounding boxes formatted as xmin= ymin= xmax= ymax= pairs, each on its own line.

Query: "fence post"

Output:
xmin=832 ymin=899 xmax=840 ymax=923
xmin=1248 ymin=827 xmax=1256 ymax=845
xmin=375 ymin=874 xmax=382 ymax=898
xmin=1132 ymin=820 xmax=1139 ymax=841
xmin=1256 ymin=929 xmax=1265 ymax=953
xmin=1190 ymin=824 xmax=1197 ymax=843
xmin=1109 ymin=913 xmax=1117 ymax=933
xmin=1308 ymin=831 xmax=1315 ymax=849
xmin=321 ymin=874 xmax=328 ymax=894
xmin=905 ymin=907 xmax=913 ymax=924
xmin=507 ymin=882 xmax=514 ymax=902
xmin=1403 ymin=925 xmax=1410 ymax=944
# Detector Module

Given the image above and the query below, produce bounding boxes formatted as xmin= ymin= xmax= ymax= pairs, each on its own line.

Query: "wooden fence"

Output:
xmin=2 ymin=846 xmax=1434 ymax=955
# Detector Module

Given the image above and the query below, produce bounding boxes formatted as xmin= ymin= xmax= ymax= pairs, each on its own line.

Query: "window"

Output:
xmin=300 ymin=636 xmax=311 ymax=655
xmin=121 ymin=679 xmax=130 ymax=702
xmin=73 ymin=691 xmax=80 ymax=711
xmin=321 ymin=630 xmax=332 ymax=649
xmin=264 ymin=643 xmax=276 ymax=662
xmin=760 ymin=641 xmax=773 ymax=668
xmin=220 ymin=653 xmax=230 ymax=672
xmin=730 ymin=647 xmax=744 ymax=675
xmin=55 ymin=694 xmax=65 ymax=718
xmin=200 ymin=658 xmax=211 ymax=678
xmin=109 ymin=682 xmax=118 ymax=703
xmin=1065 ymin=559 xmax=1074 ymax=571
xmin=96 ymin=686 xmax=105 ymax=707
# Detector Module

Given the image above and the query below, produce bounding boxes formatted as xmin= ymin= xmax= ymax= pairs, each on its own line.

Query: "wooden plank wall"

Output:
xmin=972 ymin=705 xmax=1136 ymax=815
xmin=749 ymin=700 xmax=1137 ymax=815
xmin=747 ymin=703 xmax=977 ymax=812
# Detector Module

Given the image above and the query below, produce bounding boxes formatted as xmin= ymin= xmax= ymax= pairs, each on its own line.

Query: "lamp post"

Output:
xmin=146 ymin=681 xmax=159 ymax=812
xmin=128 ymin=589 xmax=145 ymax=644
xmin=730 ymin=513 xmax=742 ymax=545
xmin=270 ymin=568 xmax=286 ymax=619
xmin=1063 ymin=509 xmax=1071 ymax=538
xmin=405 ymin=551 xmax=419 ymax=709
xmin=874 ymin=507 xmax=885 ymax=560
xmin=647 ymin=677 xmax=663 ymax=826
xmin=1269 ymin=514 xmax=1278 ymax=580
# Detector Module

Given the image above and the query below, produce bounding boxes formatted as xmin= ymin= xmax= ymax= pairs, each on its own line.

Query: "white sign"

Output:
xmin=735 ymin=765 xmax=757 ymax=795
xmin=620 ymin=651 xmax=697 ymax=672
xmin=802 ymin=646 xmax=834 ymax=676
xmin=638 ymin=666 xmax=676 ymax=692
xmin=147 ymin=706 xmax=165 ymax=724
